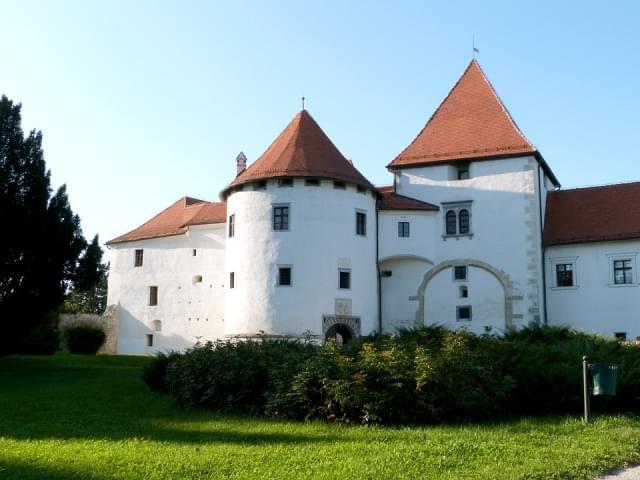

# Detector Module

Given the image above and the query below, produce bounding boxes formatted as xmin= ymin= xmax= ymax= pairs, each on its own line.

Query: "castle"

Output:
xmin=106 ymin=60 xmax=640 ymax=354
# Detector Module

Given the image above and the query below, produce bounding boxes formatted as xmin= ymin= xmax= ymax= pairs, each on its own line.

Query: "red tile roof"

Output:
xmin=221 ymin=110 xmax=374 ymax=197
xmin=377 ymin=186 xmax=439 ymax=211
xmin=544 ymin=182 xmax=640 ymax=246
xmin=389 ymin=60 xmax=536 ymax=169
xmin=107 ymin=197 xmax=226 ymax=245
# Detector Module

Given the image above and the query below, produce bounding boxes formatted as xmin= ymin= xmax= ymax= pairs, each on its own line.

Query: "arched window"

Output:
xmin=446 ymin=210 xmax=457 ymax=235
xmin=458 ymin=209 xmax=470 ymax=234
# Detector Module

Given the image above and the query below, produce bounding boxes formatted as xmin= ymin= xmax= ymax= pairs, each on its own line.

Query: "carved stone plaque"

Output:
xmin=335 ymin=298 xmax=352 ymax=316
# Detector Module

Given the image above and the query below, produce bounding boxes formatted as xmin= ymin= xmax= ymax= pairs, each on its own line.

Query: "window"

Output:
xmin=333 ymin=181 xmax=346 ymax=190
xmin=149 ymin=286 xmax=158 ymax=306
xmin=356 ymin=211 xmax=366 ymax=236
xmin=442 ymin=202 xmax=472 ymax=237
xmin=278 ymin=266 xmax=292 ymax=286
xmin=134 ymin=249 xmax=144 ymax=267
xmin=339 ymin=269 xmax=351 ymax=289
xmin=556 ymin=263 xmax=574 ymax=287
xmin=273 ymin=205 xmax=289 ymax=231
xmin=228 ymin=214 xmax=235 ymax=237
xmin=192 ymin=249 xmax=197 ymax=256
xmin=614 ymin=259 xmax=633 ymax=285
xmin=146 ymin=334 xmax=153 ymax=347
xmin=457 ymin=306 xmax=472 ymax=321
xmin=229 ymin=272 xmax=235 ymax=289
xmin=615 ymin=332 xmax=627 ymax=341
xmin=356 ymin=186 xmax=366 ymax=194
xmin=459 ymin=286 xmax=468 ymax=298
xmin=254 ymin=180 xmax=267 ymax=190
xmin=398 ymin=221 xmax=410 ymax=238
xmin=454 ymin=265 xmax=467 ymax=281
xmin=278 ymin=178 xmax=293 ymax=187
xmin=192 ymin=275 xmax=203 ymax=284
xmin=305 ymin=178 xmax=320 ymax=186
xmin=381 ymin=270 xmax=392 ymax=277
xmin=457 ymin=163 xmax=470 ymax=180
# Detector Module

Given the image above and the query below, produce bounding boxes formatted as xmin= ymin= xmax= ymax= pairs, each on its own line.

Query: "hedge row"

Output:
xmin=143 ymin=325 xmax=640 ymax=424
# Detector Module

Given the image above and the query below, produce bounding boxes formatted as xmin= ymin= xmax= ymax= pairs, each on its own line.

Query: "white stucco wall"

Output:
xmin=546 ymin=239 xmax=640 ymax=339
xmin=225 ymin=179 xmax=378 ymax=338
xmin=107 ymin=224 xmax=226 ymax=354
xmin=390 ymin=155 xmax=546 ymax=329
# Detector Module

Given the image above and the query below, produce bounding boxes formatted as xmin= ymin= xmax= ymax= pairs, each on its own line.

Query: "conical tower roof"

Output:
xmin=222 ymin=110 xmax=374 ymax=196
xmin=389 ymin=60 xmax=537 ymax=169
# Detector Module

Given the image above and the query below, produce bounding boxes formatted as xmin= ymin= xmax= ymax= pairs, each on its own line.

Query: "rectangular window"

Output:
xmin=278 ymin=178 xmax=293 ymax=187
xmin=146 ymin=334 xmax=153 ymax=347
xmin=333 ymin=181 xmax=346 ymax=190
xmin=134 ymin=249 xmax=144 ymax=267
xmin=555 ymin=263 xmax=574 ymax=287
xmin=254 ymin=180 xmax=267 ymax=190
xmin=228 ymin=214 xmax=235 ymax=237
xmin=454 ymin=265 xmax=467 ymax=281
xmin=356 ymin=211 xmax=366 ymax=236
xmin=273 ymin=205 xmax=289 ymax=231
xmin=229 ymin=272 xmax=235 ymax=289
xmin=149 ymin=286 xmax=158 ymax=306
xmin=356 ymin=186 xmax=366 ymax=194
xmin=305 ymin=178 xmax=320 ymax=186
xmin=614 ymin=259 xmax=633 ymax=285
xmin=457 ymin=305 xmax=472 ymax=321
xmin=339 ymin=269 xmax=351 ymax=289
xmin=457 ymin=163 xmax=470 ymax=180
xmin=192 ymin=249 xmax=197 ymax=256
xmin=278 ymin=267 xmax=292 ymax=286
xmin=398 ymin=221 xmax=410 ymax=238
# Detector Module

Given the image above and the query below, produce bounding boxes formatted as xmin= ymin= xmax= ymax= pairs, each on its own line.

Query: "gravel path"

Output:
xmin=597 ymin=466 xmax=640 ymax=479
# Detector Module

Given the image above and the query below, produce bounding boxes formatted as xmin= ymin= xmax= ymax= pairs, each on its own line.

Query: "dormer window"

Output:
xmin=278 ymin=178 xmax=293 ymax=187
xmin=305 ymin=178 xmax=320 ymax=187
xmin=254 ymin=180 xmax=267 ymax=190
xmin=456 ymin=163 xmax=470 ymax=180
xmin=333 ymin=181 xmax=346 ymax=190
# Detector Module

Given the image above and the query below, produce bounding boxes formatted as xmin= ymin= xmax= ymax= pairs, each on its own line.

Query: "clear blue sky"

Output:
xmin=2 ymin=1 xmax=640 ymax=244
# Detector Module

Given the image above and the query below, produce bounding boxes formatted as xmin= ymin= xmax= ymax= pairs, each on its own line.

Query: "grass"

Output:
xmin=0 ymin=356 xmax=639 ymax=480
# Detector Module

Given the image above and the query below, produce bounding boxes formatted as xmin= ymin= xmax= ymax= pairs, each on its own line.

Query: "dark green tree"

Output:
xmin=0 ymin=95 xmax=86 ymax=354
xmin=63 ymin=235 xmax=108 ymax=315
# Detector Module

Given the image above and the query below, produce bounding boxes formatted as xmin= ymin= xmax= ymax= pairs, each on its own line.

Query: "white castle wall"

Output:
xmin=224 ymin=179 xmax=378 ymax=338
xmin=107 ymin=224 xmax=226 ymax=354
xmin=546 ymin=239 xmax=640 ymax=339
xmin=390 ymin=155 xmax=549 ymax=330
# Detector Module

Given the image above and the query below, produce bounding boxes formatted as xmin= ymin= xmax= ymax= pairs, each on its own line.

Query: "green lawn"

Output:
xmin=0 ymin=356 xmax=639 ymax=480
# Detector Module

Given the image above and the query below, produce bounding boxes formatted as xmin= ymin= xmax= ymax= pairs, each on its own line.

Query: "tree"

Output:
xmin=0 ymin=95 xmax=86 ymax=354
xmin=63 ymin=235 xmax=108 ymax=315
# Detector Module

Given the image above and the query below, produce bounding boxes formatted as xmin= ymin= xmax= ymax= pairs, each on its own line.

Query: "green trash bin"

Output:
xmin=590 ymin=363 xmax=618 ymax=396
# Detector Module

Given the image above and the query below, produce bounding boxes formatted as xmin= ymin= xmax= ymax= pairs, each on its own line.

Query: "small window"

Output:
xmin=339 ymin=269 xmax=351 ymax=289
xmin=333 ymin=181 xmax=346 ymax=190
xmin=192 ymin=249 xmax=197 ymax=256
xmin=556 ymin=263 xmax=574 ymax=287
xmin=445 ymin=211 xmax=457 ymax=235
xmin=149 ymin=286 xmax=158 ymax=306
xmin=278 ymin=267 xmax=292 ymax=286
xmin=614 ymin=259 xmax=633 ymax=285
xmin=356 ymin=186 xmax=366 ymax=194
xmin=356 ymin=211 xmax=366 ymax=236
xmin=457 ymin=305 xmax=472 ymax=321
xmin=457 ymin=163 xmax=470 ymax=180
xmin=398 ymin=221 xmax=410 ymax=238
xmin=459 ymin=286 xmax=468 ymax=298
xmin=254 ymin=180 xmax=267 ymax=190
xmin=228 ymin=214 xmax=235 ymax=237
xmin=192 ymin=275 xmax=203 ymax=284
xmin=229 ymin=272 xmax=235 ymax=289
xmin=146 ymin=334 xmax=153 ymax=347
xmin=134 ymin=249 xmax=144 ymax=267
xmin=305 ymin=178 xmax=320 ymax=186
xmin=454 ymin=266 xmax=467 ymax=281
xmin=273 ymin=205 xmax=289 ymax=231
xmin=381 ymin=270 xmax=392 ymax=277
xmin=458 ymin=209 xmax=470 ymax=234
xmin=278 ymin=178 xmax=293 ymax=187
xmin=615 ymin=332 xmax=627 ymax=341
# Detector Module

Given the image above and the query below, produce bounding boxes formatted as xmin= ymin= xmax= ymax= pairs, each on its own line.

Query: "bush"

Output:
xmin=60 ymin=324 xmax=105 ymax=354
xmin=143 ymin=325 xmax=640 ymax=425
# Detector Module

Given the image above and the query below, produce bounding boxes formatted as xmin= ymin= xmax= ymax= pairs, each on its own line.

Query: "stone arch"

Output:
xmin=378 ymin=254 xmax=434 ymax=265
xmin=410 ymin=259 xmax=515 ymax=331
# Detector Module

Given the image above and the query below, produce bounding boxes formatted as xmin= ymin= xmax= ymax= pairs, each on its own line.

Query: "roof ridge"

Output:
xmin=552 ymin=180 xmax=640 ymax=193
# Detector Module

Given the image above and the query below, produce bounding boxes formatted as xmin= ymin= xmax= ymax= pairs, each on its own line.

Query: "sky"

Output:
xmin=2 ymin=1 xmax=640 ymax=245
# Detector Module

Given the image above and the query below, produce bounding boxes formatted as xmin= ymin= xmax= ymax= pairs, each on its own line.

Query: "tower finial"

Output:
xmin=472 ymin=35 xmax=479 ymax=59
xmin=301 ymin=96 xmax=305 ymax=110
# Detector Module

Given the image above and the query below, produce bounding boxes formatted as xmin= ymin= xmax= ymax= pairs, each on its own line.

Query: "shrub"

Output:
xmin=141 ymin=351 xmax=181 ymax=392
xmin=60 ymin=324 xmax=105 ymax=354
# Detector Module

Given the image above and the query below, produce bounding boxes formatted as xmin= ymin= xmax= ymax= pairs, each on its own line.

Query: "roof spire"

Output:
xmin=472 ymin=35 xmax=479 ymax=59
xmin=301 ymin=95 xmax=305 ymax=110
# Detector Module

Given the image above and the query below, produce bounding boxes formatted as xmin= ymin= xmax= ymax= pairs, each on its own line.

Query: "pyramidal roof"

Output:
xmin=389 ymin=60 xmax=538 ymax=169
xmin=223 ymin=110 xmax=375 ymax=196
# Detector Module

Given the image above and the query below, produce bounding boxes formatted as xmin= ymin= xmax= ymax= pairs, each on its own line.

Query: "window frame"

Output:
xmin=277 ymin=265 xmax=293 ymax=287
xmin=134 ymin=249 xmax=144 ymax=267
xmin=149 ymin=286 xmax=158 ymax=306
xmin=453 ymin=265 xmax=467 ymax=281
xmin=555 ymin=263 xmax=574 ymax=287
xmin=442 ymin=201 xmax=473 ymax=238
xmin=549 ymin=257 xmax=579 ymax=290
xmin=456 ymin=305 xmax=472 ymax=322
xmin=229 ymin=272 xmax=235 ymax=289
xmin=612 ymin=258 xmax=634 ymax=286
xmin=356 ymin=210 xmax=367 ymax=236
xmin=398 ymin=221 xmax=410 ymax=238
xmin=456 ymin=163 xmax=470 ymax=180
xmin=228 ymin=213 xmax=235 ymax=238
xmin=272 ymin=204 xmax=290 ymax=231
xmin=339 ymin=269 xmax=351 ymax=290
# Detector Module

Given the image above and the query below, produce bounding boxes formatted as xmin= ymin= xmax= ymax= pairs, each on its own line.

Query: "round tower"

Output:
xmin=221 ymin=110 xmax=378 ymax=342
